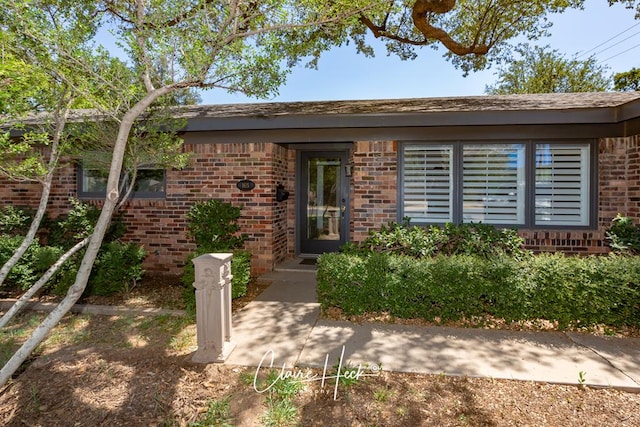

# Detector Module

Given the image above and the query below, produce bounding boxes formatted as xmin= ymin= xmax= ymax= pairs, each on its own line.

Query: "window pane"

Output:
xmin=133 ymin=169 xmax=165 ymax=193
xmin=80 ymin=160 xmax=165 ymax=198
xmin=82 ymin=168 xmax=108 ymax=193
xmin=535 ymin=144 xmax=589 ymax=226
xmin=402 ymin=145 xmax=453 ymax=222
xmin=463 ymin=144 xmax=525 ymax=224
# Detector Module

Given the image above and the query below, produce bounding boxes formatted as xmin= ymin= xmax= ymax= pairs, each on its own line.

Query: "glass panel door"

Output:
xmin=299 ymin=151 xmax=348 ymax=254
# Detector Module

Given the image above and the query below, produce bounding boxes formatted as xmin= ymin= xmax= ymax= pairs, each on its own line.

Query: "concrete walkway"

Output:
xmin=226 ymin=265 xmax=640 ymax=392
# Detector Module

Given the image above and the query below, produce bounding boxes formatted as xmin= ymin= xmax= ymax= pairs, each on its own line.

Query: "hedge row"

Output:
xmin=317 ymin=252 xmax=640 ymax=328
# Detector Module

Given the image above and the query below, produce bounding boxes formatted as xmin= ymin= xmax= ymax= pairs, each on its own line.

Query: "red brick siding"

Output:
xmin=351 ymin=141 xmax=398 ymax=242
xmin=0 ymin=142 xmax=296 ymax=275
xmin=627 ymin=135 xmax=640 ymax=219
xmin=2 ymin=134 xmax=640 ymax=275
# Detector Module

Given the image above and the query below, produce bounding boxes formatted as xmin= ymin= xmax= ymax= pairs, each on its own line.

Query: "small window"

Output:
xmin=78 ymin=162 xmax=166 ymax=199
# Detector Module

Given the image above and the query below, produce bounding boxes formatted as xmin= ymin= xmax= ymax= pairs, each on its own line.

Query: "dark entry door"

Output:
xmin=299 ymin=151 xmax=349 ymax=254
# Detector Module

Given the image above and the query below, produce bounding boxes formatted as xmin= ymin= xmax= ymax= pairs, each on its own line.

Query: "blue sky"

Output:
xmin=201 ymin=0 xmax=640 ymax=105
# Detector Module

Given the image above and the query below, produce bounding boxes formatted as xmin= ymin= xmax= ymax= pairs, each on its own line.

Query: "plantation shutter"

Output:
xmin=402 ymin=145 xmax=453 ymax=222
xmin=535 ymin=144 xmax=590 ymax=226
xmin=462 ymin=144 xmax=525 ymax=225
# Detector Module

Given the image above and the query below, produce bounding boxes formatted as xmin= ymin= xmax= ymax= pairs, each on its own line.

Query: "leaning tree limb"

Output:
xmin=0 ymin=237 xmax=90 ymax=329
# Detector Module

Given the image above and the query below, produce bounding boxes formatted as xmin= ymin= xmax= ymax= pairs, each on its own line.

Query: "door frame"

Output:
xmin=295 ymin=147 xmax=351 ymax=256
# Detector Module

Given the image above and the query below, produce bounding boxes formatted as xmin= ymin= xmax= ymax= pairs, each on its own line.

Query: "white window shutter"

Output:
xmin=535 ymin=144 xmax=589 ymax=226
xmin=403 ymin=145 xmax=453 ymax=222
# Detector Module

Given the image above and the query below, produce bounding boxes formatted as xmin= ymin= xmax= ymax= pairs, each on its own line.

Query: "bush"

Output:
xmin=0 ymin=199 xmax=146 ymax=298
xmin=182 ymin=200 xmax=252 ymax=311
xmin=87 ymin=242 xmax=146 ymax=296
xmin=0 ymin=235 xmax=70 ymax=291
xmin=345 ymin=220 xmax=530 ymax=260
xmin=606 ymin=214 xmax=640 ymax=254
xmin=0 ymin=206 xmax=35 ymax=236
xmin=47 ymin=198 xmax=126 ymax=249
xmin=186 ymin=199 xmax=246 ymax=251
xmin=0 ymin=235 xmax=38 ymax=289
xmin=317 ymin=252 xmax=640 ymax=328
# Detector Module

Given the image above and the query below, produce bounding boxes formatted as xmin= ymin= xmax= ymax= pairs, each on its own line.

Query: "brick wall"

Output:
xmin=351 ymin=141 xmax=398 ymax=242
xmin=0 ymin=141 xmax=296 ymax=276
xmin=129 ymin=141 xmax=296 ymax=275
xmin=2 ymin=134 xmax=640 ymax=277
xmin=626 ymin=134 xmax=640 ymax=219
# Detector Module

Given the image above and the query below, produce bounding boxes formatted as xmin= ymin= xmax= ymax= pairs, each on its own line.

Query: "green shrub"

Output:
xmin=0 ymin=206 xmax=35 ymax=236
xmin=0 ymin=235 xmax=38 ymax=289
xmin=346 ymin=220 xmax=530 ymax=260
xmin=50 ymin=261 xmax=80 ymax=296
xmin=47 ymin=199 xmax=126 ymax=249
xmin=87 ymin=242 xmax=146 ymax=296
xmin=186 ymin=199 xmax=246 ymax=251
xmin=524 ymin=253 xmax=640 ymax=327
xmin=317 ymin=252 xmax=640 ymax=328
xmin=439 ymin=223 xmax=528 ymax=259
xmin=606 ymin=214 xmax=640 ymax=254
xmin=0 ymin=200 xmax=144 ymax=298
xmin=182 ymin=200 xmax=252 ymax=311
xmin=230 ymin=250 xmax=251 ymax=298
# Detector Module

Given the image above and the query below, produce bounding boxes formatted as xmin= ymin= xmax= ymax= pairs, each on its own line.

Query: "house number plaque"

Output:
xmin=236 ymin=179 xmax=255 ymax=191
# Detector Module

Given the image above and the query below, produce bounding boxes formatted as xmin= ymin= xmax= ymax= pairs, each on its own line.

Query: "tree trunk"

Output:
xmin=0 ymin=88 xmax=174 ymax=387
xmin=0 ymin=237 xmax=90 ymax=329
xmin=0 ymin=102 xmax=70 ymax=287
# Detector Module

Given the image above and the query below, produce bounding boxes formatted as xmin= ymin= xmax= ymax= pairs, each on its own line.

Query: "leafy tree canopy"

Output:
xmin=355 ymin=0 xmax=587 ymax=74
xmin=614 ymin=67 xmax=640 ymax=91
xmin=609 ymin=0 xmax=640 ymax=18
xmin=485 ymin=45 xmax=612 ymax=94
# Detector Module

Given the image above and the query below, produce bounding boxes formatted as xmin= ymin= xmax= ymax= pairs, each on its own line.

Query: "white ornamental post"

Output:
xmin=191 ymin=253 xmax=236 ymax=363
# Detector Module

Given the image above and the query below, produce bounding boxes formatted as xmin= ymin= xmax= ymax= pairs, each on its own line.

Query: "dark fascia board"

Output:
xmin=182 ymin=108 xmax=622 ymax=132
xmin=4 ymin=93 xmax=640 ymax=136
xmin=626 ymin=117 xmax=640 ymax=136
xmin=618 ymin=96 xmax=640 ymax=122
xmin=182 ymin=95 xmax=640 ymax=132
xmin=183 ymin=123 xmax=624 ymax=145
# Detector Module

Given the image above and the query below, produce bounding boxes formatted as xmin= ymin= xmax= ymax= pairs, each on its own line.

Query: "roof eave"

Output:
xmin=182 ymin=107 xmax=625 ymax=133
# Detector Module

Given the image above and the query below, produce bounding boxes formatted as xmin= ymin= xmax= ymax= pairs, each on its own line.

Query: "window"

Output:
xmin=402 ymin=145 xmax=453 ymax=222
xmin=78 ymin=162 xmax=166 ymax=199
xmin=463 ymin=144 xmax=525 ymax=225
xmin=400 ymin=141 xmax=593 ymax=228
xmin=535 ymin=144 xmax=590 ymax=226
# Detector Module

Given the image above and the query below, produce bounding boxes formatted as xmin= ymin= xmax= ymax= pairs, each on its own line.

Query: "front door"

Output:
xmin=299 ymin=151 xmax=349 ymax=254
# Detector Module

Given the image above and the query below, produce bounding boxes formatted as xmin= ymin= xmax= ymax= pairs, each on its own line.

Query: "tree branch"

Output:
xmin=135 ymin=0 xmax=155 ymax=92
xmin=411 ymin=0 xmax=489 ymax=56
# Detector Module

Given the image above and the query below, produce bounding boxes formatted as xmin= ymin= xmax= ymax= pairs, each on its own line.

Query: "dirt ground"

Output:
xmin=1 ymin=276 xmax=640 ymax=426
